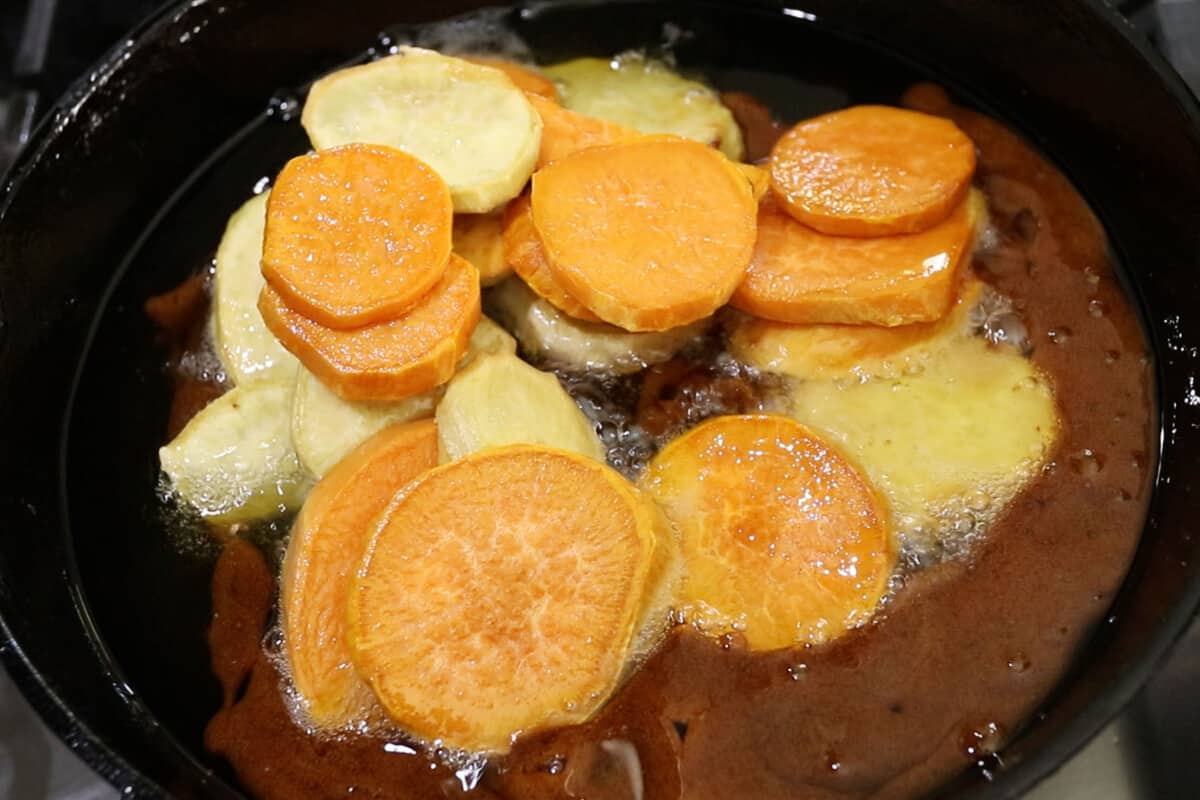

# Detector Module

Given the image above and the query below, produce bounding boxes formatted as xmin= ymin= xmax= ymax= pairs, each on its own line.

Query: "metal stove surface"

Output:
xmin=0 ymin=0 xmax=1196 ymax=798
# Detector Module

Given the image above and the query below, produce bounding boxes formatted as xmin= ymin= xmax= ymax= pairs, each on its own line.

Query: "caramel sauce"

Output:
xmin=145 ymin=271 xmax=229 ymax=439
xmin=157 ymin=85 xmax=1155 ymax=798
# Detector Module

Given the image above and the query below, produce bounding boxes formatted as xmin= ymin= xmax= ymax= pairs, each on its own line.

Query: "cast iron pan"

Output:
xmin=0 ymin=0 xmax=1198 ymax=797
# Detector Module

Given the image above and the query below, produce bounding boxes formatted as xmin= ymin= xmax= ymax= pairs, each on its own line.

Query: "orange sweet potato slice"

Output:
xmin=770 ymin=105 xmax=976 ymax=237
xmin=730 ymin=190 xmax=982 ymax=326
xmin=464 ymin=56 xmax=559 ymax=100
xmin=348 ymin=445 xmax=678 ymax=753
xmin=531 ymin=136 xmax=757 ymax=332
xmin=281 ymin=419 xmax=438 ymax=729
xmin=502 ymin=194 xmax=600 ymax=322
xmin=259 ymin=254 xmax=480 ymax=402
xmin=525 ymin=92 xmax=640 ymax=169
xmin=729 ymin=278 xmax=985 ymax=380
xmin=643 ymin=414 xmax=893 ymax=650
xmin=736 ymin=162 xmax=770 ymax=203
xmin=262 ymin=143 xmax=453 ymax=329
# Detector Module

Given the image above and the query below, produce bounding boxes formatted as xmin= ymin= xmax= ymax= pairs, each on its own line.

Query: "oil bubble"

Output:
xmin=1069 ymin=449 xmax=1104 ymax=477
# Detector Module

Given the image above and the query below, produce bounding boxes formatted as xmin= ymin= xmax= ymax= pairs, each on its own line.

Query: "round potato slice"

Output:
xmin=488 ymin=276 xmax=706 ymax=375
xmin=770 ymin=105 xmax=976 ymax=237
xmin=159 ymin=380 xmax=309 ymax=524
xmin=643 ymin=414 xmax=893 ymax=650
xmin=291 ymin=369 xmax=439 ymax=480
xmin=302 ymin=48 xmax=543 ymax=214
xmin=543 ymin=56 xmax=744 ymax=160
xmin=212 ymin=192 xmax=299 ymax=384
xmin=786 ymin=335 xmax=1059 ymax=550
xmin=435 ymin=351 xmax=605 ymax=463
xmin=531 ymin=137 xmax=757 ymax=332
xmin=282 ymin=419 xmax=439 ymax=730
xmin=348 ymin=445 xmax=679 ymax=753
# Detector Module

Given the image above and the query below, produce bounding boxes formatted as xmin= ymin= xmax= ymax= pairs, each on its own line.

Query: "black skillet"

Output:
xmin=0 ymin=0 xmax=1198 ymax=797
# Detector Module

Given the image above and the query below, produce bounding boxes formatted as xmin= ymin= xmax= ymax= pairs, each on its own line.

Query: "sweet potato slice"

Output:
xmin=348 ymin=445 xmax=679 ymax=753
xmin=302 ymin=48 xmax=542 ymax=213
xmin=729 ymin=278 xmax=985 ymax=380
xmin=453 ymin=211 xmax=511 ymax=287
xmin=525 ymin=92 xmax=640 ymax=169
xmin=261 ymin=143 xmax=453 ymax=330
xmin=213 ymin=192 xmax=299 ymax=384
xmin=502 ymin=194 xmax=600 ymax=321
xmin=291 ymin=317 xmax=515 ymax=478
xmin=787 ymin=335 xmax=1059 ymax=552
xmin=770 ymin=105 xmax=976 ymax=237
xmin=736 ymin=162 xmax=770 ymax=203
xmin=643 ymin=414 xmax=893 ymax=650
xmin=543 ymin=56 xmax=744 ymax=160
xmin=259 ymin=254 xmax=481 ymax=402
xmin=159 ymin=380 xmax=309 ymax=524
xmin=487 ymin=276 xmax=706 ymax=375
xmin=435 ymin=351 xmax=606 ymax=463
xmin=731 ymin=190 xmax=984 ymax=326
xmin=281 ymin=419 xmax=438 ymax=729
xmin=531 ymin=137 xmax=757 ymax=332
xmin=464 ymin=55 xmax=559 ymax=100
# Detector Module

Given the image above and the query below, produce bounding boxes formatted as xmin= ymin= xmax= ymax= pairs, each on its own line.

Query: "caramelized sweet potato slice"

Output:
xmin=281 ymin=419 xmax=439 ymax=729
xmin=525 ymin=92 xmax=640 ymax=169
xmin=531 ymin=137 xmax=757 ymax=332
xmin=502 ymin=194 xmax=600 ymax=321
xmin=348 ymin=445 xmax=679 ymax=753
xmin=729 ymin=278 xmax=985 ymax=380
xmin=463 ymin=55 xmax=559 ymax=100
xmin=259 ymin=254 xmax=480 ymax=402
xmin=770 ymin=105 xmax=976 ymax=237
xmin=731 ymin=191 xmax=984 ymax=326
xmin=643 ymin=414 xmax=893 ymax=650
xmin=736 ymin=162 xmax=770 ymax=203
xmin=262 ymin=143 xmax=453 ymax=329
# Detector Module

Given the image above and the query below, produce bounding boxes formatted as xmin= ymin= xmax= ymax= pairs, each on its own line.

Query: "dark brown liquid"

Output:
xmin=154 ymin=85 xmax=1154 ymax=799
